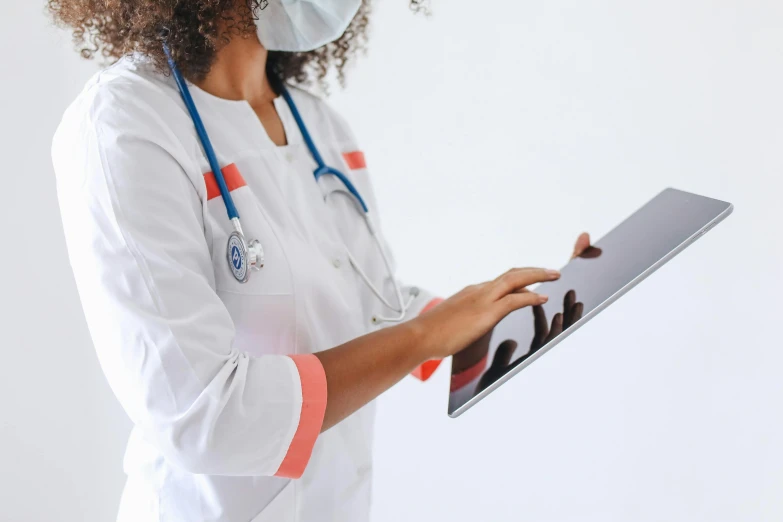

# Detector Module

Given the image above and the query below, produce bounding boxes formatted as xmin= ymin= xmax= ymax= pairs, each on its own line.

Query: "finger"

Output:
xmin=564 ymin=289 xmax=576 ymax=309
xmin=492 ymin=268 xmax=560 ymax=299
xmin=530 ymin=305 xmax=549 ymax=352
xmin=498 ymin=291 xmax=548 ymax=316
xmin=493 ymin=267 xmax=559 ymax=287
xmin=571 ymin=232 xmax=591 ymax=259
xmin=570 ymin=302 xmax=584 ymax=326
xmin=491 ymin=340 xmax=518 ymax=369
xmin=563 ymin=290 xmax=576 ymax=324
xmin=533 ymin=304 xmax=549 ymax=337
xmin=544 ymin=313 xmax=564 ymax=344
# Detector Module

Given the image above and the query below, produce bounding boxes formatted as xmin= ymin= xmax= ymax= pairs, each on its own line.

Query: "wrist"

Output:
xmin=396 ymin=318 xmax=435 ymax=368
xmin=403 ymin=315 xmax=439 ymax=363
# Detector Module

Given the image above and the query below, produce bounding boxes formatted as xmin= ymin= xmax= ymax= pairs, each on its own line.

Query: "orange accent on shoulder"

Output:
xmin=342 ymin=151 xmax=367 ymax=170
xmin=203 ymin=163 xmax=246 ymax=201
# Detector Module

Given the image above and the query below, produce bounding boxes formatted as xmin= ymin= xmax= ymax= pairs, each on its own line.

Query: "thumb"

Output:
xmin=571 ymin=232 xmax=591 ymax=259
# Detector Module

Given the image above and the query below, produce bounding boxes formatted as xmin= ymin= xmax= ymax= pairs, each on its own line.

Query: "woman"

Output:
xmin=50 ymin=1 xmax=589 ymax=520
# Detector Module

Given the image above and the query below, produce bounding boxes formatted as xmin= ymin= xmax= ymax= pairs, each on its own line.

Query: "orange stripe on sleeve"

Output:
xmin=411 ymin=359 xmax=442 ymax=381
xmin=342 ymin=151 xmax=367 ymax=170
xmin=420 ymin=298 xmax=445 ymax=315
xmin=275 ymin=354 xmax=328 ymax=479
xmin=203 ymin=163 xmax=247 ymax=201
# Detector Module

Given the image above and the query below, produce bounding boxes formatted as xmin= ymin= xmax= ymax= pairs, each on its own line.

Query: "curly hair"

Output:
xmin=48 ymin=0 xmax=429 ymax=87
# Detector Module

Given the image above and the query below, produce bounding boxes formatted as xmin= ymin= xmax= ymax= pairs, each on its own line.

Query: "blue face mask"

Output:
xmin=254 ymin=0 xmax=362 ymax=52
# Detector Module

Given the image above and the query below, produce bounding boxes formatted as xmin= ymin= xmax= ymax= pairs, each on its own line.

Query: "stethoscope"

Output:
xmin=163 ymin=43 xmax=417 ymax=324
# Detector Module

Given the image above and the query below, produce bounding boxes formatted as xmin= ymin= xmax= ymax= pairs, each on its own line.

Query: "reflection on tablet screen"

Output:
xmin=448 ymin=188 xmax=732 ymax=415
xmin=449 ymin=248 xmax=601 ymax=408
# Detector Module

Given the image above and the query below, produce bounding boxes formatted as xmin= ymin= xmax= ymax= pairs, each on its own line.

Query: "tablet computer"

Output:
xmin=448 ymin=188 xmax=733 ymax=417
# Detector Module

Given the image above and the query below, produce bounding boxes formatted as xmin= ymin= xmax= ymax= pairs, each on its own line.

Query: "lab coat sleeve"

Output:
xmin=52 ymin=86 xmax=325 ymax=478
xmin=370 ymin=196 xmax=444 ymax=382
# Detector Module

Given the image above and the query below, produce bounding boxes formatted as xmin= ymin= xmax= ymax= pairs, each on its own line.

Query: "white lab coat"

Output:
xmin=52 ymin=56 xmax=441 ymax=522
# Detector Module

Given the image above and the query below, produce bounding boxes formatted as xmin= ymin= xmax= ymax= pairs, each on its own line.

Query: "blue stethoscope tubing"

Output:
xmin=163 ymin=43 xmax=416 ymax=323
xmin=163 ymin=44 xmax=240 ymax=222
xmin=279 ymin=88 xmax=369 ymax=213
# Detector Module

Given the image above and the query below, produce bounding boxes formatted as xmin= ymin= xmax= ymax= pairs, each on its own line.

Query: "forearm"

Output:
xmin=314 ymin=267 xmax=559 ymax=432
xmin=315 ymin=320 xmax=429 ymax=432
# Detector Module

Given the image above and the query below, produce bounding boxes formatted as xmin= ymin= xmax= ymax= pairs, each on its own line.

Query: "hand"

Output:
xmin=460 ymin=236 xmax=597 ymax=396
xmin=413 ymin=267 xmax=561 ymax=360
xmin=472 ymin=289 xmax=584 ymax=394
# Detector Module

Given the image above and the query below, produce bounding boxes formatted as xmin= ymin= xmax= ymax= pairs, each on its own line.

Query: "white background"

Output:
xmin=2 ymin=1 xmax=782 ymax=521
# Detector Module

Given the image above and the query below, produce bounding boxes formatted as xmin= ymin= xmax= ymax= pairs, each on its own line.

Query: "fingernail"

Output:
xmin=538 ymin=295 xmax=549 ymax=303
xmin=546 ymin=269 xmax=560 ymax=277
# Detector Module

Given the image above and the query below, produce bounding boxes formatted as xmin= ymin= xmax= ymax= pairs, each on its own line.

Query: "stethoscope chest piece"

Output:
xmin=226 ymin=231 xmax=265 ymax=283
xmin=227 ymin=232 xmax=250 ymax=283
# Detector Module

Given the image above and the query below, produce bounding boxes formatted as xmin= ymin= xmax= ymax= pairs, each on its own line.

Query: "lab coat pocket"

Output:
xmin=204 ymin=164 xmax=298 ymax=357
xmin=205 ymin=166 xmax=293 ymax=297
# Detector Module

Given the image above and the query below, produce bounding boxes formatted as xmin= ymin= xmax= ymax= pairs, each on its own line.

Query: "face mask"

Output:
xmin=255 ymin=0 xmax=363 ymax=52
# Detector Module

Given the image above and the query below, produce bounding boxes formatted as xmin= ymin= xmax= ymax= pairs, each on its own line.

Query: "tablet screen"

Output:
xmin=448 ymin=188 xmax=732 ymax=415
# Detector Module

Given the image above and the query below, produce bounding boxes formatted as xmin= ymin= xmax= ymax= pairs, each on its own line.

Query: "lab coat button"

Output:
xmin=332 ymin=258 xmax=342 ymax=268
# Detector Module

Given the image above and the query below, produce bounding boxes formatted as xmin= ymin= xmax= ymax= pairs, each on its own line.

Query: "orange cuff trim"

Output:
xmin=412 ymin=359 xmax=442 ymax=381
xmin=450 ymin=354 xmax=488 ymax=392
xmin=411 ymin=298 xmax=446 ymax=381
xmin=204 ymin=163 xmax=246 ymax=201
xmin=275 ymin=355 xmax=328 ymax=479
xmin=420 ymin=297 xmax=445 ymax=315
xmin=342 ymin=151 xmax=367 ymax=170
